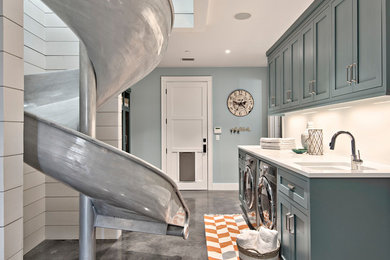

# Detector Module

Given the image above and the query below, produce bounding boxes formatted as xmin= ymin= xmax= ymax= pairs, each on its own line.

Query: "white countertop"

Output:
xmin=238 ymin=145 xmax=390 ymax=178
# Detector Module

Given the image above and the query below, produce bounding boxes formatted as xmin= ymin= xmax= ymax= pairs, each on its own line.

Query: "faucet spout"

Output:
xmin=329 ymin=131 xmax=357 ymax=160
xmin=329 ymin=131 xmax=363 ymax=170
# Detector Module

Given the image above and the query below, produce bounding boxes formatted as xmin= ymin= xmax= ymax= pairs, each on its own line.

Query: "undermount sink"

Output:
xmin=294 ymin=162 xmax=375 ymax=171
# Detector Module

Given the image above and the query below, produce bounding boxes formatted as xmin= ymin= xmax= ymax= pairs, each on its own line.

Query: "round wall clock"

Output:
xmin=227 ymin=89 xmax=254 ymax=117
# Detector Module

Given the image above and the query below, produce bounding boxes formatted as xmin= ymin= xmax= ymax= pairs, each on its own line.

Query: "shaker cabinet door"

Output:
xmin=301 ymin=24 xmax=315 ymax=104
xmin=274 ymin=55 xmax=283 ymax=110
xmin=290 ymin=37 xmax=301 ymax=107
xmin=282 ymin=36 xmax=301 ymax=109
xmin=278 ymin=194 xmax=292 ymax=260
xmin=282 ymin=46 xmax=292 ymax=108
xmin=313 ymin=6 xmax=331 ymax=101
xmin=331 ymin=0 xmax=354 ymax=96
xmin=269 ymin=59 xmax=276 ymax=110
xmin=291 ymin=206 xmax=310 ymax=260
xmin=352 ymin=0 xmax=382 ymax=92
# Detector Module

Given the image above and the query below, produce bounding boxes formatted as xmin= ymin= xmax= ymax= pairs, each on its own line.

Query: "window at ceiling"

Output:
xmin=172 ymin=0 xmax=194 ymax=28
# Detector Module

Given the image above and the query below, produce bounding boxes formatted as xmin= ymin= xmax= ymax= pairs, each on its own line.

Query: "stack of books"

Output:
xmin=260 ymin=138 xmax=296 ymax=150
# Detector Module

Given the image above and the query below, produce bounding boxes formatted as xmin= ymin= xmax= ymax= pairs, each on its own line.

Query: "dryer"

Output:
xmin=239 ymin=154 xmax=258 ymax=229
xmin=257 ymin=161 xmax=277 ymax=230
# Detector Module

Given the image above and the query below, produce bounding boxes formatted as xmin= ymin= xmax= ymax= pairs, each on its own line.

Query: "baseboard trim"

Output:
xmin=211 ymin=183 xmax=239 ymax=191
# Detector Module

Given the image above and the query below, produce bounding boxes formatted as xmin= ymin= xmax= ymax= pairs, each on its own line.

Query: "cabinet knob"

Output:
xmin=287 ymin=183 xmax=295 ymax=191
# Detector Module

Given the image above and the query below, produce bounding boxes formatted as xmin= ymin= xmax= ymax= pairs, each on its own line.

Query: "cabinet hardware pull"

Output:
xmin=286 ymin=90 xmax=292 ymax=102
xmin=271 ymin=96 xmax=276 ymax=107
xmin=312 ymin=80 xmax=316 ymax=95
xmin=287 ymin=183 xmax=295 ymax=191
xmin=350 ymin=64 xmax=354 ymax=84
xmin=288 ymin=214 xmax=295 ymax=234
xmin=286 ymin=212 xmax=291 ymax=232
xmin=346 ymin=65 xmax=351 ymax=84
xmin=352 ymin=63 xmax=358 ymax=84
xmin=308 ymin=80 xmax=316 ymax=96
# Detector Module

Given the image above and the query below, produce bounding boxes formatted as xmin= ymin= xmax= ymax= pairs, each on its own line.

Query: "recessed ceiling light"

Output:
xmin=234 ymin=13 xmax=252 ymax=20
xmin=225 ymin=49 xmax=231 ymax=54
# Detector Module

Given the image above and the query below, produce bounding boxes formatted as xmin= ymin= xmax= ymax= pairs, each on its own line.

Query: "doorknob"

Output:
xmin=203 ymin=138 xmax=207 ymax=153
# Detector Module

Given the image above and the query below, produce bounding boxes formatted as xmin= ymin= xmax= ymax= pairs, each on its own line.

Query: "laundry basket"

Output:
xmin=237 ymin=240 xmax=280 ymax=260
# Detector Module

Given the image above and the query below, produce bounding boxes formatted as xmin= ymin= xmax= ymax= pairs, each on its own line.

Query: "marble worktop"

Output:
xmin=238 ymin=145 xmax=390 ymax=178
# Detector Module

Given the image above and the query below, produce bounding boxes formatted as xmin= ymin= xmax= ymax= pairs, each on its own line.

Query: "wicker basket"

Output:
xmin=237 ymin=240 xmax=280 ymax=260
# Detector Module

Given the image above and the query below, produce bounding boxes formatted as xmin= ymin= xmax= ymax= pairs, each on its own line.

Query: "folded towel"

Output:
xmin=260 ymin=144 xmax=296 ymax=150
xmin=260 ymin=138 xmax=296 ymax=144
xmin=256 ymin=226 xmax=279 ymax=254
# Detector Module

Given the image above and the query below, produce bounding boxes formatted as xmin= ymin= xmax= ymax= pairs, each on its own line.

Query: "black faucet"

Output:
xmin=329 ymin=131 xmax=363 ymax=170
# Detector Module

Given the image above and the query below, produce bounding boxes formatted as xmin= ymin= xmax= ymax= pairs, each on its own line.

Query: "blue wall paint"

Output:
xmin=130 ymin=67 xmax=268 ymax=183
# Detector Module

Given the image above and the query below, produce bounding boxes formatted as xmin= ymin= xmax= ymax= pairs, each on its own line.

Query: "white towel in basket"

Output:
xmin=236 ymin=230 xmax=258 ymax=249
xmin=256 ymin=226 xmax=279 ymax=254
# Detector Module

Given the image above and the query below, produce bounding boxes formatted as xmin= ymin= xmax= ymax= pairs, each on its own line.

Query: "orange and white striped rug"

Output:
xmin=204 ymin=214 xmax=249 ymax=260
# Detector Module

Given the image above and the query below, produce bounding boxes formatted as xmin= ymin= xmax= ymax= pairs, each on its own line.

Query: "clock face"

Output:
xmin=227 ymin=89 xmax=254 ymax=117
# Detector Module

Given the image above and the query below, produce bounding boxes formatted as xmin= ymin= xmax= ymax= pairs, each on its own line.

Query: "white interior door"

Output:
xmin=162 ymin=77 xmax=210 ymax=190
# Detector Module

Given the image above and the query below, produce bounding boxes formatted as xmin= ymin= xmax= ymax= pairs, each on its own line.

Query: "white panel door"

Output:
xmin=164 ymin=79 xmax=208 ymax=190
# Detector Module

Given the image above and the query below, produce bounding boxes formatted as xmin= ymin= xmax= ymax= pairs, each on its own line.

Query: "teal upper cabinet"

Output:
xmin=352 ymin=0 xmax=382 ymax=92
xmin=266 ymin=0 xmax=387 ymax=115
xmin=281 ymin=36 xmax=300 ymax=109
xmin=313 ymin=6 xmax=331 ymax=101
xmin=302 ymin=7 xmax=331 ymax=104
xmin=269 ymin=54 xmax=282 ymax=111
xmin=331 ymin=0 xmax=354 ymax=96
xmin=275 ymin=55 xmax=283 ymax=109
xmin=290 ymin=37 xmax=301 ymax=107
xmin=268 ymin=59 xmax=276 ymax=110
xmin=331 ymin=0 xmax=382 ymax=96
xmin=281 ymin=46 xmax=292 ymax=108
xmin=302 ymin=6 xmax=331 ymax=104
xmin=301 ymin=23 xmax=315 ymax=104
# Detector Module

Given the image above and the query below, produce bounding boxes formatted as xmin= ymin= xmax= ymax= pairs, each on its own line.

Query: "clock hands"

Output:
xmin=233 ymin=100 xmax=247 ymax=109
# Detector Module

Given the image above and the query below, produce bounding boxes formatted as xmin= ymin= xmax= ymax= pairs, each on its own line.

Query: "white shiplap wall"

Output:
xmin=23 ymin=0 xmax=122 ymax=252
xmin=23 ymin=0 xmax=46 ymax=253
xmin=0 ymin=0 xmax=24 ymax=258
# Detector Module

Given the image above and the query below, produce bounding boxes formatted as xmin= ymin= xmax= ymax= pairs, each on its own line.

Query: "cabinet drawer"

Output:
xmin=278 ymin=168 xmax=309 ymax=209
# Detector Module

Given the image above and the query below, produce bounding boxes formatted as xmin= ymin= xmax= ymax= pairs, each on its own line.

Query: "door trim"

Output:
xmin=161 ymin=76 xmax=213 ymax=190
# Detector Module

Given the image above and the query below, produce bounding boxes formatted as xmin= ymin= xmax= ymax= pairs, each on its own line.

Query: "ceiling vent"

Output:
xmin=181 ymin=58 xmax=195 ymax=62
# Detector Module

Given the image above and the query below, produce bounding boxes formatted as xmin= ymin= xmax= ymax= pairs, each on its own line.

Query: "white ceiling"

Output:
xmin=159 ymin=0 xmax=314 ymax=67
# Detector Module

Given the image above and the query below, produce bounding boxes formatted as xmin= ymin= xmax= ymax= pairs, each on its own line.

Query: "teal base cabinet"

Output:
xmin=267 ymin=0 xmax=389 ymax=115
xmin=278 ymin=193 xmax=310 ymax=260
xmin=277 ymin=168 xmax=390 ymax=260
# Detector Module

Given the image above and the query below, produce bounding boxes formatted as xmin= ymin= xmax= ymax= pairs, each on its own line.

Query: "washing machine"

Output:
xmin=257 ymin=161 xmax=277 ymax=230
xmin=239 ymin=154 xmax=258 ymax=229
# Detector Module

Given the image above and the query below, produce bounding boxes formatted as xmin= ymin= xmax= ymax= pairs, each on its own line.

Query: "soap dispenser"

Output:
xmin=301 ymin=121 xmax=314 ymax=149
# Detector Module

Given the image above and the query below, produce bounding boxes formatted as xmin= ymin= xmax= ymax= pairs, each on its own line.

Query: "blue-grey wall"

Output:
xmin=130 ymin=67 xmax=268 ymax=184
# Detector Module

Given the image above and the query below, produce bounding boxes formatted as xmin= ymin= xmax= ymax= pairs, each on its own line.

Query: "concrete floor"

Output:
xmin=24 ymin=191 xmax=241 ymax=260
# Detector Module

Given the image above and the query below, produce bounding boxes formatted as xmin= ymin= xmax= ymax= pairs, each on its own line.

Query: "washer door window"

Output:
xmin=244 ymin=166 xmax=255 ymax=209
xmin=258 ymin=176 xmax=275 ymax=229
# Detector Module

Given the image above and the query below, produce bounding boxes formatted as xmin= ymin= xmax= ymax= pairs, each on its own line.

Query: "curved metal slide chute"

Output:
xmin=41 ymin=0 xmax=174 ymax=107
xmin=23 ymin=0 xmax=190 ymax=239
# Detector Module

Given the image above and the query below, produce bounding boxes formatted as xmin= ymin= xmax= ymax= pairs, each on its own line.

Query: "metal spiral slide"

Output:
xmin=23 ymin=0 xmax=189 ymax=256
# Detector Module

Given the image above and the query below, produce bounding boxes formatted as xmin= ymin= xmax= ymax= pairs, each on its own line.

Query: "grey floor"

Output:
xmin=24 ymin=191 xmax=241 ymax=260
